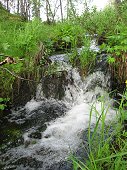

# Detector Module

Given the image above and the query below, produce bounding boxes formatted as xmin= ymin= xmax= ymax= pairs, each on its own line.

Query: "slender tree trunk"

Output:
xmin=6 ymin=0 xmax=9 ymax=11
xmin=46 ymin=0 xmax=50 ymax=23
xmin=33 ymin=0 xmax=41 ymax=18
xmin=46 ymin=0 xmax=54 ymax=22
xmin=28 ymin=5 xmax=31 ymax=20
xmin=67 ymin=0 xmax=69 ymax=19
xmin=38 ymin=0 xmax=41 ymax=18
xmin=17 ymin=0 xmax=20 ymax=13
xmin=69 ymin=0 xmax=76 ymax=18
xmin=115 ymin=0 xmax=121 ymax=4
xmin=20 ymin=0 xmax=24 ymax=16
xmin=26 ymin=0 xmax=31 ymax=20
xmin=59 ymin=0 xmax=63 ymax=22
xmin=20 ymin=0 xmax=28 ymax=20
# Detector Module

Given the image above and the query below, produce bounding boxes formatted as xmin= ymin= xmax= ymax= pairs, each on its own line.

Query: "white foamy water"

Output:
xmin=63 ymin=68 xmax=84 ymax=104
xmin=25 ymin=99 xmax=43 ymax=112
xmin=41 ymin=101 xmax=115 ymax=151
xmin=38 ymin=70 xmax=115 ymax=153
xmin=20 ymin=69 xmax=117 ymax=168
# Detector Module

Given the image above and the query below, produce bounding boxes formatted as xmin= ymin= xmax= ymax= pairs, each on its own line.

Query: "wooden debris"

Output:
xmin=0 ymin=56 xmax=16 ymax=66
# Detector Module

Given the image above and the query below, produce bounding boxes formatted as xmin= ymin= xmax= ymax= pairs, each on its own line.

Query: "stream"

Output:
xmin=0 ymin=45 xmax=117 ymax=170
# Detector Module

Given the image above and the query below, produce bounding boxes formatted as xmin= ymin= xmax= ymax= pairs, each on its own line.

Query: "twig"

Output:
xmin=1 ymin=67 xmax=40 ymax=83
xmin=117 ymin=93 xmax=126 ymax=99
xmin=0 ymin=56 xmax=16 ymax=66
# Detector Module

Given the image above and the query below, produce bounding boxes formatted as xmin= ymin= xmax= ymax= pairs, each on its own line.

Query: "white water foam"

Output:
xmin=39 ymin=69 xmax=115 ymax=153
xmin=20 ymin=69 xmax=117 ymax=168
xmin=25 ymin=99 xmax=43 ymax=112
xmin=41 ymin=102 xmax=115 ymax=151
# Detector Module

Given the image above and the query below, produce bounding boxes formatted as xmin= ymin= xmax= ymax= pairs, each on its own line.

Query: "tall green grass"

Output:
xmin=71 ymin=94 xmax=127 ymax=170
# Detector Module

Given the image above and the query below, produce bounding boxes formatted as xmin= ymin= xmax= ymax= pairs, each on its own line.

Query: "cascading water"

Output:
xmin=0 ymin=48 xmax=117 ymax=170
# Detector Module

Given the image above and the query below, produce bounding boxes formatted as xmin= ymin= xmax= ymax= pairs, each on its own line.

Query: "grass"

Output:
xmin=71 ymin=93 xmax=127 ymax=170
xmin=0 ymin=3 xmax=22 ymax=22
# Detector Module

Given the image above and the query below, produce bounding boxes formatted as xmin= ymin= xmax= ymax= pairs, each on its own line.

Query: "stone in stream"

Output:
xmin=28 ymin=131 xmax=42 ymax=139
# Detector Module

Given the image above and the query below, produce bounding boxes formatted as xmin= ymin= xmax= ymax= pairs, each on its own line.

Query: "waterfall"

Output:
xmin=0 ymin=51 xmax=117 ymax=170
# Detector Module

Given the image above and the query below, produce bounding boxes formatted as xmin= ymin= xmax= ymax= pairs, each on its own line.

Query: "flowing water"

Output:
xmin=0 ymin=48 xmax=117 ymax=170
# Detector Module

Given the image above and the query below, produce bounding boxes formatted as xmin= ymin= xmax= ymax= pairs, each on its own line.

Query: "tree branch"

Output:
xmin=0 ymin=56 xmax=16 ymax=66
xmin=1 ymin=67 xmax=40 ymax=83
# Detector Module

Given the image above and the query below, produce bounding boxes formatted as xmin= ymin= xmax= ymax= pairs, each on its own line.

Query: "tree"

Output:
xmin=66 ymin=0 xmax=77 ymax=19
xmin=59 ymin=0 xmax=63 ymax=22
xmin=32 ymin=0 xmax=41 ymax=18
xmin=115 ymin=0 xmax=121 ymax=4
xmin=45 ymin=0 xmax=61 ymax=23
xmin=6 ymin=0 xmax=9 ymax=11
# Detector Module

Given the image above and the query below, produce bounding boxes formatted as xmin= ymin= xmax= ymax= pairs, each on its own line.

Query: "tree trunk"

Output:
xmin=69 ymin=0 xmax=76 ymax=18
xmin=46 ymin=0 xmax=55 ymax=22
xmin=20 ymin=0 xmax=25 ymax=17
xmin=67 ymin=0 xmax=69 ymax=19
xmin=33 ymin=0 xmax=41 ymax=18
xmin=46 ymin=0 xmax=50 ymax=23
xmin=59 ymin=0 xmax=63 ymax=22
xmin=6 ymin=0 xmax=9 ymax=11
xmin=17 ymin=0 xmax=20 ymax=13
xmin=115 ymin=0 xmax=121 ymax=4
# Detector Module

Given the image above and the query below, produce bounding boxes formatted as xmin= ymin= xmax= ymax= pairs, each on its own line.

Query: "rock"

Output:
xmin=28 ymin=131 xmax=42 ymax=139
xmin=41 ymin=71 xmax=69 ymax=100
xmin=8 ymin=100 xmax=68 ymax=129
xmin=24 ymin=139 xmax=31 ymax=148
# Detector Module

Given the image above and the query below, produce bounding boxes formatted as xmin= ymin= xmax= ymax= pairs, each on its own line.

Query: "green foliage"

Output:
xmin=0 ymin=19 xmax=54 ymax=98
xmin=80 ymin=6 xmax=118 ymax=36
xmin=52 ymin=21 xmax=84 ymax=50
xmin=0 ymin=97 xmax=9 ymax=110
xmin=0 ymin=15 xmax=86 ymax=99
xmin=107 ymin=56 xmax=116 ymax=64
xmin=100 ymin=24 xmax=127 ymax=67
xmin=79 ymin=38 xmax=96 ymax=70
xmin=106 ymin=26 xmax=127 ymax=52
xmin=69 ymin=35 xmax=96 ymax=74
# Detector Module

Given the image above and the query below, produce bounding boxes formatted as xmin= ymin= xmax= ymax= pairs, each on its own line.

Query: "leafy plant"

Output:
xmin=0 ymin=97 xmax=9 ymax=110
xmin=107 ymin=56 xmax=116 ymax=64
xmin=80 ymin=6 xmax=118 ymax=36
xmin=69 ymin=35 xmax=96 ymax=75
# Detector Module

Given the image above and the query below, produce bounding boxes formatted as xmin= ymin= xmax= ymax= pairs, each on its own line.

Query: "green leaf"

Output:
xmin=0 ymin=98 xmax=4 ymax=102
xmin=62 ymin=36 xmax=71 ymax=43
xmin=116 ymin=51 xmax=121 ymax=56
xmin=107 ymin=56 xmax=115 ymax=64
xmin=0 ymin=104 xmax=6 ymax=110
